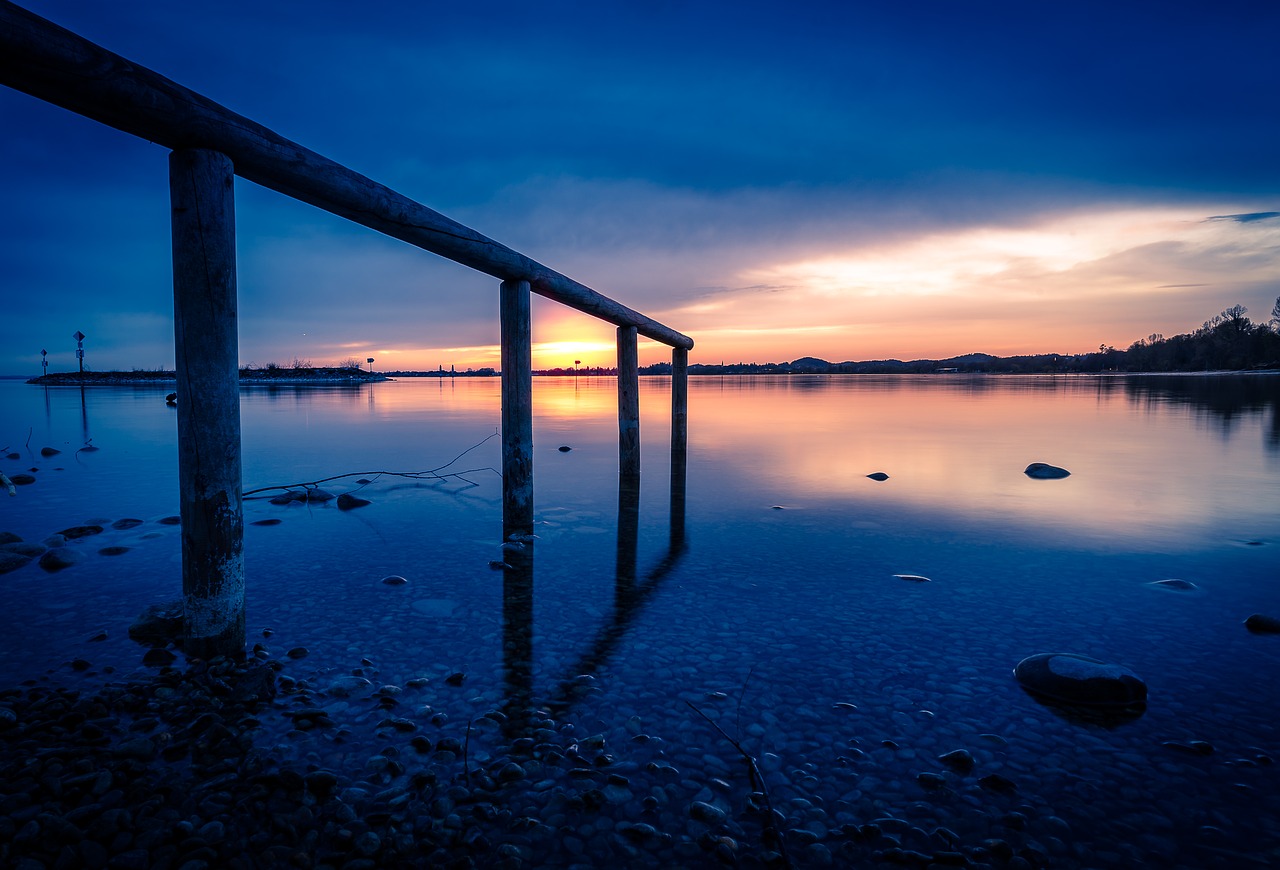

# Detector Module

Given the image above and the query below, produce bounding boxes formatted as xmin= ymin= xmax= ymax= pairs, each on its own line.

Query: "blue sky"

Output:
xmin=2 ymin=0 xmax=1277 ymax=372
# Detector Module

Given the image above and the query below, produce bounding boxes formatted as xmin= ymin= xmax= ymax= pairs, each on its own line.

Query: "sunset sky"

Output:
xmin=2 ymin=0 xmax=1277 ymax=373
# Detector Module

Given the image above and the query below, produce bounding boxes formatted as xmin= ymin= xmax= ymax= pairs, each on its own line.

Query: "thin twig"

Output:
xmin=1 ymin=472 xmax=15 ymax=497
xmin=243 ymin=433 xmax=502 ymax=497
xmin=736 ymin=665 xmax=755 ymax=742
xmin=463 ymin=719 xmax=472 ymax=784
xmin=687 ymin=700 xmax=793 ymax=868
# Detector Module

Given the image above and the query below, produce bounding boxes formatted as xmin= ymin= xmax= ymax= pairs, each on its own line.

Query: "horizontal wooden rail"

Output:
xmin=0 ymin=0 xmax=694 ymax=351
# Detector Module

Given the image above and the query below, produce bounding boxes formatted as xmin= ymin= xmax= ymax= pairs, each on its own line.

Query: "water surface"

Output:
xmin=2 ymin=374 xmax=1278 ymax=866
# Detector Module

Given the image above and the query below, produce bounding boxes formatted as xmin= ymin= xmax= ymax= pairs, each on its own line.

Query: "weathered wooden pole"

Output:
xmin=618 ymin=326 xmax=640 ymax=477
xmin=501 ymin=279 xmax=534 ymax=537
xmin=671 ymin=346 xmax=688 ymax=460
xmin=170 ymin=148 xmax=245 ymax=659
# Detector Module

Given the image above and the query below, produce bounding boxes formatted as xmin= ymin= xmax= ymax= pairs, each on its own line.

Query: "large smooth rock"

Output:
xmin=1024 ymin=462 xmax=1071 ymax=479
xmin=1014 ymin=653 xmax=1146 ymax=707
xmin=0 ymin=551 xmax=32 ymax=575
xmin=39 ymin=547 xmax=85 ymax=572
xmin=0 ymin=532 xmax=21 ymax=546
xmin=1244 ymin=614 xmax=1280 ymax=635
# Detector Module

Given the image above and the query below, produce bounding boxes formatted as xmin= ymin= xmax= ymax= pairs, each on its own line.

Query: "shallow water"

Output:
xmin=2 ymin=373 xmax=1279 ymax=865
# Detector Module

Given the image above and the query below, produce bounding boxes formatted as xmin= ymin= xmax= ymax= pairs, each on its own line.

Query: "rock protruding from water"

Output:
xmin=1024 ymin=462 xmax=1070 ymax=479
xmin=337 ymin=493 xmax=371 ymax=510
xmin=867 ymin=472 xmax=890 ymax=481
xmin=1014 ymin=653 xmax=1147 ymax=707
xmin=1148 ymin=578 xmax=1198 ymax=592
xmin=1244 ymin=614 xmax=1280 ymax=635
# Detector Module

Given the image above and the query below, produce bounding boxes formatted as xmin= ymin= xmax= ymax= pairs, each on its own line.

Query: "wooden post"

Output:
xmin=671 ymin=346 xmax=688 ymax=460
xmin=170 ymin=148 xmax=245 ymax=660
xmin=618 ymin=325 xmax=640 ymax=477
xmin=501 ymin=279 xmax=533 ymax=537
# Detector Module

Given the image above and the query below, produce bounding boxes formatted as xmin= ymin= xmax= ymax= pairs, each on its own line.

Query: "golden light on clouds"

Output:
xmin=673 ymin=205 xmax=1280 ymax=362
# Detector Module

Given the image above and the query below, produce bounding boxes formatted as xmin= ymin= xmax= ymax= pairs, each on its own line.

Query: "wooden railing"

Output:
xmin=1 ymin=1 xmax=693 ymax=657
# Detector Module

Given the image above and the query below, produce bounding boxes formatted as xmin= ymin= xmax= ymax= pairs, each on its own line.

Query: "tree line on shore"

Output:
xmin=632 ymin=299 xmax=1280 ymax=376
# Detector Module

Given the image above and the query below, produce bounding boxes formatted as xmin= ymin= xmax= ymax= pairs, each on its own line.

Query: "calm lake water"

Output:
xmin=2 ymin=374 xmax=1279 ymax=866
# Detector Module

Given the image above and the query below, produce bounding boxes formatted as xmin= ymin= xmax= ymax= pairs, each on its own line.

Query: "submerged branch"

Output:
xmin=687 ymin=700 xmax=793 ymax=868
xmin=243 ymin=433 xmax=501 ymax=498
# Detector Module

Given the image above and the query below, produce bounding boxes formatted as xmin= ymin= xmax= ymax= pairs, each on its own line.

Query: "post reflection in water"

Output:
xmin=80 ymin=385 xmax=90 ymax=446
xmin=500 ymin=542 xmax=535 ymax=739
xmin=520 ymin=441 xmax=688 ymax=722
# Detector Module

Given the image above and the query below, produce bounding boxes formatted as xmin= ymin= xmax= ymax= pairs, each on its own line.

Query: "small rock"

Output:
xmin=690 ymin=801 xmax=727 ymax=824
xmin=2 ymin=542 xmax=45 ymax=558
xmin=487 ymin=560 xmax=512 ymax=570
xmin=381 ymin=575 xmax=408 ymax=585
xmin=866 ymin=472 xmax=890 ymax=481
xmin=445 ymin=672 xmax=466 ymax=686
xmin=158 ymin=515 xmax=182 ymax=525
xmin=251 ymin=518 xmax=283 ymax=526
xmin=39 ymin=547 xmax=86 ymax=571
xmin=142 ymin=648 xmax=177 ymax=667
xmin=938 ymin=749 xmax=975 ymax=774
xmin=4 ymin=452 xmax=19 ymax=459
xmin=98 ymin=546 xmax=130 ymax=557
xmin=1024 ymin=462 xmax=1070 ymax=479
xmin=327 ymin=676 xmax=373 ymax=697
xmin=1149 ymin=578 xmax=1198 ymax=592
xmin=979 ymin=773 xmax=1017 ymax=793
xmin=558 ymin=446 xmax=572 ymax=452
xmin=111 ymin=518 xmax=144 ymax=530
xmin=917 ymin=772 xmax=947 ymax=790
xmin=40 ymin=447 xmax=61 ymax=457
xmin=58 ymin=525 xmax=104 ymax=539
xmin=269 ymin=492 xmax=305 ymax=505
xmin=305 ymin=489 xmax=335 ymax=503
xmin=286 ymin=647 xmax=309 ymax=659
xmin=0 ymin=532 xmax=21 ymax=545
xmin=1244 ymin=614 xmax=1280 ymax=635
xmin=337 ymin=493 xmax=371 ymax=510
xmin=10 ymin=474 xmax=36 ymax=485
xmin=0 ymin=551 xmax=32 ymax=574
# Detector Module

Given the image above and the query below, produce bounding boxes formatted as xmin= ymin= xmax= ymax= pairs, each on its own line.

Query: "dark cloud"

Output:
xmin=1205 ymin=212 xmax=1280 ymax=223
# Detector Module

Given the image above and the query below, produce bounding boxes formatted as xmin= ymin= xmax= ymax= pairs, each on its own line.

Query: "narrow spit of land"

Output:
xmin=28 ymin=369 xmax=388 ymax=386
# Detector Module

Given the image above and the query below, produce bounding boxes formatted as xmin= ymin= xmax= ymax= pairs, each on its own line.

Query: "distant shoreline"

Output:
xmin=27 ymin=369 xmax=388 ymax=386
xmin=18 ymin=368 xmax=1277 ymax=385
